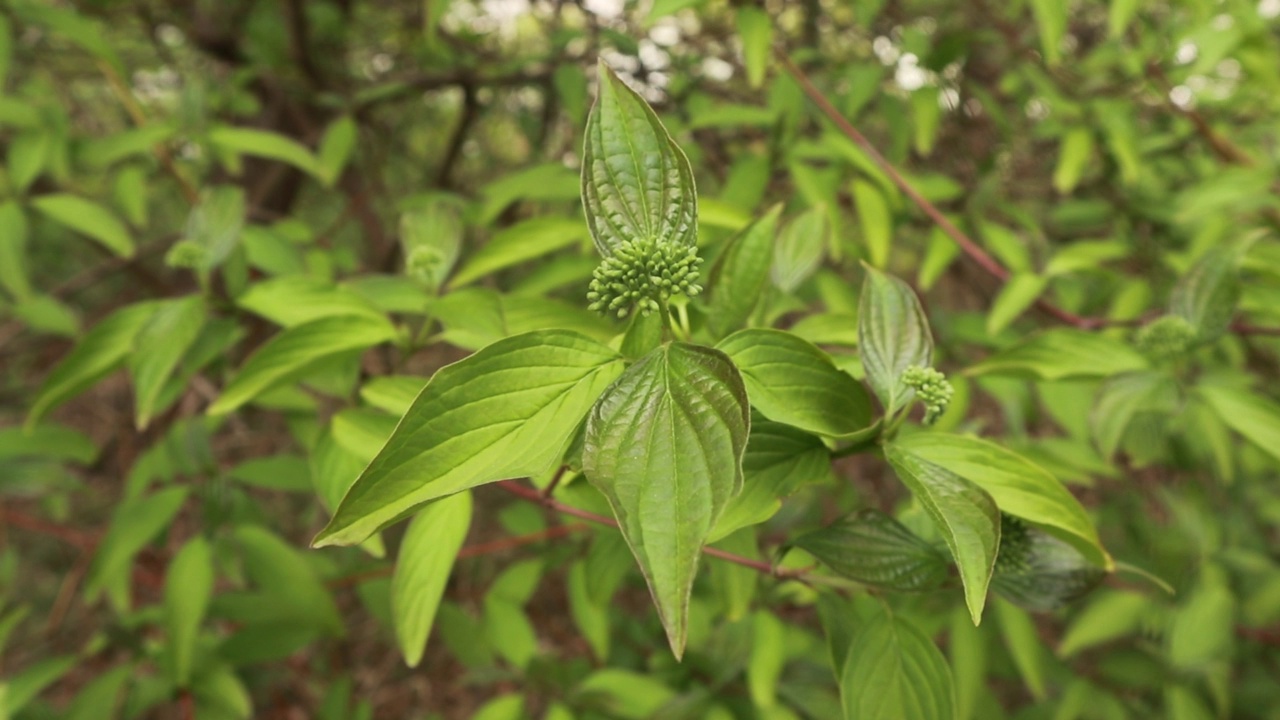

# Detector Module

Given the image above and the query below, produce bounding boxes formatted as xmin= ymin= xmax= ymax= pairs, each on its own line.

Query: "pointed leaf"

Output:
xmin=707 ymin=205 xmax=781 ymax=338
xmin=711 ymin=420 xmax=833 ymax=541
xmin=583 ymin=343 xmax=749 ymax=657
xmin=992 ymin=517 xmax=1106 ymax=611
xmin=181 ymin=185 xmax=246 ymax=270
xmin=130 ymin=296 xmax=206 ymax=428
xmin=859 ymin=266 xmax=934 ymax=414
xmin=85 ymin=486 xmax=190 ymax=603
xmin=717 ymin=329 xmax=874 ymax=438
xmin=318 ymin=115 xmax=357 ymax=186
xmin=582 ymin=62 xmax=696 ymax=255
xmin=450 ymin=217 xmax=588 ymax=288
xmin=792 ymin=509 xmax=949 ymax=591
xmin=0 ymin=201 xmax=31 ymax=300
xmin=1197 ymin=383 xmax=1280 ymax=464
xmin=885 ymin=442 xmax=999 ymax=623
xmin=1170 ymin=246 xmax=1241 ymax=342
xmin=853 ymin=180 xmax=893 ymax=267
xmin=315 ymin=330 xmax=624 ymax=547
xmin=771 ymin=205 xmax=828 ymax=292
xmin=966 ymin=329 xmax=1148 ymax=381
xmin=841 ymin=611 xmax=955 ymax=720
xmin=32 ymin=193 xmax=135 ymax=257
xmin=392 ymin=491 xmax=473 ymax=667
xmin=1091 ymin=371 xmax=1178 ymax=459
xmin=164 ymin=536 xmax=214 ymax=687
xmin=208 ymin=126 xmax=323 ymax=179
xmin=986 ymin=274 xmax=1047 ymax=336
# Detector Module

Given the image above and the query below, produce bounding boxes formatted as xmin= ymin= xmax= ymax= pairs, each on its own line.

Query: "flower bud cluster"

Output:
xmin=1135 ymin=314 xmax=1196 ymax=360
xmin=587 ymin=237 xmax=702 ymax=318
xmin=902 ymin=365 xmax=954 ymax=425
xmin=164 ymin=240 xmax=208 ymax=270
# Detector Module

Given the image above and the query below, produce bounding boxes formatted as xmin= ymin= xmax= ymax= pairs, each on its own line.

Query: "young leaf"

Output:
xmin=711 ymin=420 xmax=832 ymax=541
xmin=318 ymin=115 xmax=357 ymax=186
xmin=841 ymin=611 xmax=956 ymax=720
xmin=31 ymin=193 xmax=136 ymax=258
xmin=1169 ymin=246 xmax=1241 ymax=342
xmin=164 ymin=536 xmax=214 ymax=688
xmin=1053 ymin=128 xmax=1094 ymax=194
xmin=1196 ymin=383 xmax=1280 ymax=464
xmin=791 ymin=510 xmax=949 ymax=591
xmin=392 ymin=491 xmax=473 ymax=668
xmin=401 ymin=200 xmax=464 ymax=292
xmin=0 ymin=201 xmax=31 ymax=300
xmin=986 ymin=273 xmax=1047 ymax=336
xmin=853 ymin=180 xmax=893 ymax=267
xmin=891 ymin=432 xmax=1110 ymax=569
xmin=180 ymin=185 xmax=246 ymax=271
xmin=236 ymin=276 xmax=385 ymax=327
xmin=1029 ymin=0 xmax=1067 ymax=64
xmin=1091 ymin=371 xmax=1178 ymax=459
xmin=209 ymin=315 xmax=398 ymax=415
xmin=85 ymin=486 xmax=190 ymax=604
xmin=885 ymin=441 xmax=999 ymax=623
xmin=583 ymin=343 xmax=749 ymax=658
xmin=966 ymin=329 xmax=1148 ymax=381
xmin=771 ymin=204 xmax=828 ymax=293
xmin=450 ymin=217 xmax=588 ymax=288
xmin=859 ymin=266 xmax=934 ymax=415
xmin=130 ymin=295 xmax=206 ymax=428
xmin=717 ymin=328 xmax=874 ymax=438
xmin=582 ymin=62 xmax=696 ymax=255
xmin=208 ymin=126 xmax=323 ymax=179
xmin=736 ymin=8 xmax=772 ymax=89
xmin=706 ymin=205 xmax=781 ymax=338
xmin=314 ymin=330 xmax=624 ymax=547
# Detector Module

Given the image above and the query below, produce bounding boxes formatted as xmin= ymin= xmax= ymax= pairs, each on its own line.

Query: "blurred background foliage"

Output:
xmin=2 ymin=0 xmax=1280 ymax=718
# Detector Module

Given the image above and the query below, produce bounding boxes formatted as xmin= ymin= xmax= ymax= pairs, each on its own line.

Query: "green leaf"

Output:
xmin=1057 ymin=590 xmax=1150 ymax=657
xmin=576 ymin=670 xmax=677 ymax=720
xmin=31 ymin=193 xmax=135 ymax=257
xmin=392 ymin=490 xmax=472 ymax=668
xmin=885 ymin=441 xmax=999 ymax=623
xmin=208 ymin=126 xmax=323 ymax=179
xmin=707 ymin=205 xmax=781 ymax=338
xmin=994 ymin=599 xmax=1048 ymax=700
xmin=0 ymin=201 xmax=31 ymax=300
xmin=27 ymin=301 xmax=159 ymax=427
xmin=209 ymin=315 xmax=397 ymax=415
xmin=130 ymin=295 xmax=206 ymax=428
xmin=181 ymin=185 xmax=246 ymax=271
xmin=237 ymin=276 xmax=385 ymax=327
xmin=1167 ymin=571 xmax=1234 ymax=670
xmin=1197 ymin=383 xmax=1280 ymax=464
xmin=567 ymin=560 xmax=611 ymax=660
xmin=892 ymin=432 xmax=1110 ymax=569
xmin=737 ymin=8 xmax=772 ymax=89
xmin=841 ymin=611 xmax=956 ymax=720
xmin=966 ymin=329 xmax=1149 ymax=381
xmin=359 ymin=376 xmax=428 ymax=416
xmin=164 ymin=536 xmax=214 ymax=687
xmin=1053 ymin=128 xmax=1094 ymax=194
xmin=2 ymin=656 xmax=77 ymax=716
xmin=711 ymin=420 xmax=833 ymax=541
xmin=859 ymin=266 xmax=934 ymax=414
xmin=1091 ymin=371 xmax=1178 ymax=459
xmin=986 ymin=274 xmax=1047 ymax=336
xmin=1108 ymin=0 xmax=1141 ymax=36
xmin=8 ymin=131 xmax=48 ymax=192
xmin=230 ymin=524 xmax=342 ymax=634
xmin=853 ymin=180 xmax=893 ymax=267
xmin=1169 ymin=246 xmax=1241 ymax=342
xmin=717 ymin=329 xmax=874 ymax=437
xmin=992 ymin=516 xmax=1106 ymax=611
xmin=318 ymin=115 xmax=357 ymax=186
xmin=401 ymin=199 xmax=463 ymax=291
xmin=748 ymin=610 xmax=786 ymax=709
xmin=450 ymin=217 xmax=588 ymax=288
xmin=85 ymin=486 xmax=189 ymax=604
xmin=583 ymin=343 xmax=749 ymax=658
xmin=315 ymin=330 xmax=624 ymax=547
xmin=791 ymin=510 xmax=949 ymax=591
xmin=582 ymin=62 xmax=696 ymax=255
xmin=772 ymin=205 xmax=828 ymax=293
xmin=0 ymin=423 xmax=96 ymax=464
xmin=1030 ymin=0 xmax=1067 ymax=64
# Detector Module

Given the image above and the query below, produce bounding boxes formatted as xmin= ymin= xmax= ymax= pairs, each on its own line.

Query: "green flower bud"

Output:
xmin=902 ymin=365 xmax=954 ymax=425
xmin=1135 ymin=315 xmax=1196 ymax=360
xmin=165 ymin=240 xmax=208 ymax=270
xmin=587 ymin=238 xmax=703 ymax=319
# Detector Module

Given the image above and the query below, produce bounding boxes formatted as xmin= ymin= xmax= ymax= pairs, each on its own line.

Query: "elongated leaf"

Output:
xmin=1170 ymin=246 xmax=1241 ymax=342
xmin=792 ymin=510 xmax=949 ymax=591
xmin=986 ymin=274 xmax=1047 ymax=336
xmin=859 ymin=266 xmax=934 ymax=414
xmin=182 ymin=185 xmax=246 ymax=270
xmin=892 ymin=432 xmax=1109 ymax=569
xmin=86 ymin=486 xmax=189 ymax=603
xmin=967 ymin=329 xmax=1148 ymax=380
xmin=237 ymin=276 xmax=384 ymax=327
xmin=994 ymin=599 xmax=1048 ymax=699
xmin=450 ymin=217 xmax=588 ymax=288
xmin=582 ymin=62 xmax=696 ymax=254
xmin=853 ymin=180 xmax=892 ymax=267
xmin=707 ymin=205 xmax=781 ymax=338
xmin=0 ymin=201 xmax=31 ymax=300
xmin=1030 ymin=0 xmax=1067 ymax=64
xmin=1053 ymin=128 xmax=1094 ymax=194
xmin=210 ymin=315 xmax=397 ymax=415
xmin=737 ymin=8 xmax=772 ymax=88
xmin=27 ymin=301 xmax=159 ymax=427
xmin=1091 ymin=371 xmax=1178 ymax=459
xmin=130 ymin=296 xmax=206 ymax=428
xmin=2 ymin=656 xmax=77 ymax=716
xmin=885 ymin=441 xmax=999 ymax=623
xmin=315 ymin=330 xmax=624 ymax=547
xmin=208 ymin=126 xmax=323 ymax=179
xmin=992 ymin=516 xmax=1106 ymax=611
xmin=392 ymin=491 xmax=472 ymax=667
xmin=318 ymin=115 xmax=357 ymax=186
xmin=230 ymin=525 xmax=342 ymax=634
xmin=842 ymin=611 xmax=955 ymax=720
xmin=712 ymin=420 xmax=833 ymax=541
xmin=1057 ymin=590 xmax=1150 ymax=657
xmin=1197 ymin=383 xmax=1280 ymax=463
xmin=401 ymin=199 xmax=463 ymax=291
xmin=717 ymin=328 xmax=874 ymax=438
xmin=583 ymin=343 xmax=749 ymax=658
xmin=772 ymin=205 xmax=827 ymax=292
xmin=0 ymin=423 xmax=96 ymax=464
xmin=32 ymin=193 xmax=135 ymax=257
xmin=164 ymin=536 xmax=214 ymax=687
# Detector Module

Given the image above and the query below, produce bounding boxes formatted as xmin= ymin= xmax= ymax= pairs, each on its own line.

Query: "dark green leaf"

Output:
xmin=164 ymin=536 xmax=214 ymax=687
xmin=706 ymin=205 xmax=781 ymax=338
xmin=392 ymin=490 xmax=472 ymax=668
xmin=792 ymin=510 xmax=949 ymax=591
xmin=1170 ymin=247 xmax=1241 ymax=342
xmin=841 ymin=611 xmax=956 ymax=720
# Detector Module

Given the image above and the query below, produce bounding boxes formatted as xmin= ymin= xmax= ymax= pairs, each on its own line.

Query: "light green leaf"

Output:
xmin=231 ymin=524 xmax=342 ymax=634
xmin=582 ymin=62 xmax=696 ymax=254
xmin=360 ymin=375 xmax=427 ymax=416
xmin=114 ymin=164 xmax=148 ymax=226
xmin=32 ymin=193 xmax=135 ymax=257
xmin=130 ymin=295 xmax=206 ymax=428
xmin=27 ymin=301 xmax=159 ymax=427
xmin=401 ymin=199 xmax=463 ymax=291
xmin=1057 ymin=590 xmax=1150 ymax=657
xmin=392 ymin=491 xmax=472 ymax=668
xmin=237 ymin=276 xmax=384 ymax=327
xmin=737 ymin=8 xmax=772 ymax=89
xmin=315 ymin=330 xmax=624 ymax=547
xmin=912 ymin=87 xmax=942 ymax=156
xmin=1091 ymin=372 xmax=1178 ymax=459
xmin=717 ymin=329 xmax=874 ymax=438
xmin=85 ymin=486 xmax=189 ymax=603
xmin=1053 ymin=128 xmax=1094 ymax=194
xmin=450 ymin=217 xmax=588 ymax=288
xmin=0 ymin=201 xmax=31 ymax=300
xmin=892 ymin=432 xmax=1110 ymax=569
xmin=772 ymin=205 xmax=828 ymax=293
xmin=208 ymin=126 xmax=323 ymax=179
xmin=1169 ymin=246 xmax=1240 ymax=342
xmin=576 ymin=670 xmax=677 ymax=720
xmin=567 ymin=560 xmax=611 ymax=660
xmin=986 ymin=274 xmax=1047 ymax=336
xmin=318 ymin=115 xmax=357 ymax=186
xmin=0 ymin=423 xmax=96 ymax=464
xmin=707 ymin=205 xmax=781 ymax=338
xmin=748 ymin=610 xmax=786 ymax=709
xmin=164 ymin=536 xmax=214 ymax=687
xmin=8 ymin=131 xmax=48 ymax=192
xmin=791 ymin=510 xmax=949 ymax=591
xmin=918 ymin=227 xmax=960 ymax=291
xmin=841 ymin=611 xmax=955 ymax=720
xmin=1030 ymin=0 xmax=1067 ymax=63
xmin=1167 ymin=572 xmax=1234 ymax=670
xmin=182 ymin=185 xmax=246 ymax=270
xmin=859 ymin=265 xmax=934 ymax=414
xmin=853 ymin=180 xmax=893 ymax=267
xmin=1108 ymin=0 xmax=1142 ymax=37
xmin=1197 ymin=383 xmax=1280 ymax=464
xmin=711 ymin=420 xmax=833 ymax=541
xmin=2 ymin=655 xmax=77 ymax=716
xmin=583 ymin=343 xmax=749 ymax=658
xmin=209 ymin=315 xmax=398 ymax=415
xmin=885 ymin=441 xmax=999 ymax=623
xmin=994 ymin=599 xmax=1048 ymax=700
xmin=967 ymin=329 xmax=1149 ymax=381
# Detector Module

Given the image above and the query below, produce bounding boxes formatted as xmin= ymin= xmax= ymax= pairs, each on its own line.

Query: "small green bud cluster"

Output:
xmin=1135 ymin=314 xmax=1196 ymax=360
xmin=587 ymin=237 xmax=702 ymax=318
xmin=902 ymin=365 xmax=953 ymax=424
xmin=405 ymin=245 xmax=443 ymax=284
xmin=165 ymin=240 xmax=208 ymax=270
